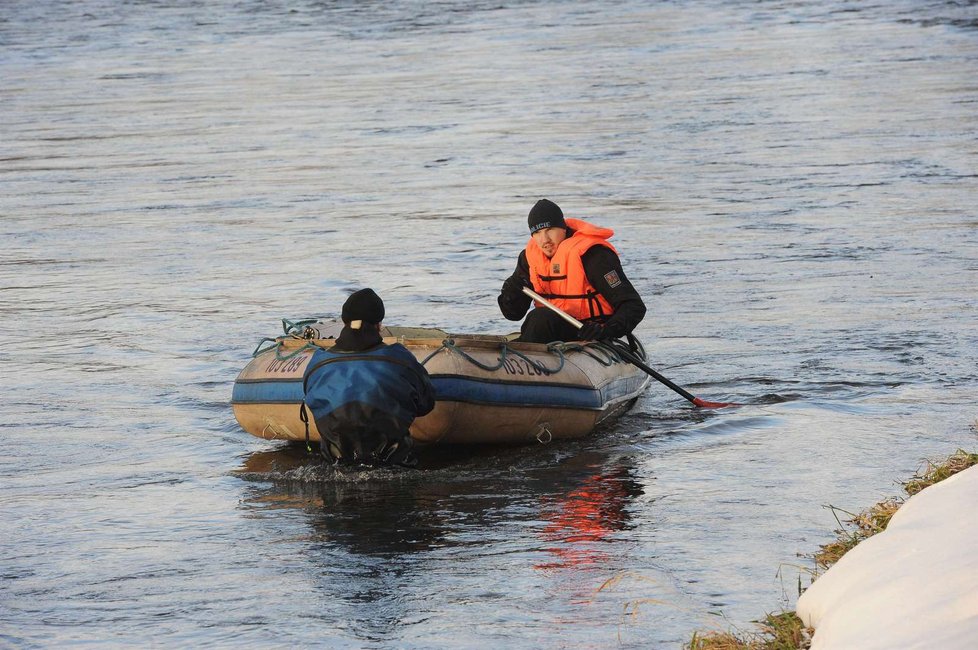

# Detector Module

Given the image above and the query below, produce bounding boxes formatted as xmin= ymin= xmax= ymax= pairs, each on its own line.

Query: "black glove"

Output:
xmin=602 ymin=319 xmax=627 ymax=340
xmin=578 ymin=321 xmax=605 ymax=341
xmin=579 ymin=319 xmax=626 ymax=341
xmin=499 ymin=275 xmax=531 ymax=320
xmin=501 ymin=274 xmax=529 ymax=297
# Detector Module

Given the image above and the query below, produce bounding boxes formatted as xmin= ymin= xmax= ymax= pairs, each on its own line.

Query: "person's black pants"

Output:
xmin=516 ymin=308 xmax=581 ymax=344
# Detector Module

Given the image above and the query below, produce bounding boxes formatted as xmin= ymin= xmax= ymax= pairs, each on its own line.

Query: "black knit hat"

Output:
xmin=527 ymin=199 xmax=566 ymax=234
xmin=341 ymin=288 xmax=385 ymax=328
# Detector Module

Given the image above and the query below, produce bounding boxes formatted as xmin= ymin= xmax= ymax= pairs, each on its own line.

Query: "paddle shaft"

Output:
xmin=522 ymin=286 xmax=585 ymax=329
xmin=521 ymin=287 xmax=733 ymax=408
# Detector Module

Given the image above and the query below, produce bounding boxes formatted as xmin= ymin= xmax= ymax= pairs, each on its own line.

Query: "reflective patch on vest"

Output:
xmin=551 ymin=262 xmax=561 ymax=274
xmin=604 ymin=270 xmax=622 ymax=288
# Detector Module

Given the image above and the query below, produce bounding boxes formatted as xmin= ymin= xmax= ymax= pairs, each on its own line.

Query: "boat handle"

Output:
xmin=535 ymin=423 xmax=553 ymax=445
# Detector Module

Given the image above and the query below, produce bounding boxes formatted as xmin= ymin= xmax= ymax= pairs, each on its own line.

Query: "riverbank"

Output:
xmin=688 ymin=448 xmax=978 ymax=649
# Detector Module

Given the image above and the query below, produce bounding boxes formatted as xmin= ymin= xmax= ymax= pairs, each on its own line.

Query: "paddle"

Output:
xmin=521 ymin=287 xmax=737 ymax=408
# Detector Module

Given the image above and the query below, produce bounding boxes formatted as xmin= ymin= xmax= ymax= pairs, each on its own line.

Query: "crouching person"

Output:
xmin=302 ymin=288 xmax=435 ymax=467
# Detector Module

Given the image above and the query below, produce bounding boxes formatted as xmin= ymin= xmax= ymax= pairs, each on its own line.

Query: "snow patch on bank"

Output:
xmin=797 ymin=464 xmax=978 ymax=649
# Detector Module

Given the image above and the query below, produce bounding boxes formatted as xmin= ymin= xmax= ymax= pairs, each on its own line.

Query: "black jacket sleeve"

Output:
xmin=497 ymin=252 xmax=533 ymax=321
xmin=581 ymin=246 xmax=646 ymax=336
xmin=413 ymin=367 xmax=436 ymax=417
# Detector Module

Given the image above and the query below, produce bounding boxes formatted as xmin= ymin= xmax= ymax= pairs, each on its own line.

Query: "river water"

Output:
xmin=2 ymin=1 xmax=976 ymax=647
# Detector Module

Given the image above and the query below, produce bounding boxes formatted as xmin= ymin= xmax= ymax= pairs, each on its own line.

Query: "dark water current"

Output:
xmin=2 ymin=1 xmax=977 ymax=647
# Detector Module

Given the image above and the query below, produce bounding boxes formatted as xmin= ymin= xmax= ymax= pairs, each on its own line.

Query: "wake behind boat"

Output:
xmin=231 ymin=320 xmax=651 ymax=446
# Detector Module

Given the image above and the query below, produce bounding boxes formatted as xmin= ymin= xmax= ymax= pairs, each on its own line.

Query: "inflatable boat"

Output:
xmin=231 ymin=320 xmax=651 ymax=446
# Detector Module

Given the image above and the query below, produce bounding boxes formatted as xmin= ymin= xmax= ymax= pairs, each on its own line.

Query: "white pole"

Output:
xmin=521 ymin=287 xmax=584 ymax=329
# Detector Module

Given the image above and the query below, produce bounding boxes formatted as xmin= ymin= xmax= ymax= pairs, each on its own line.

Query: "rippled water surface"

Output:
xmin=2 ymin=1 xmax=977 ymax=647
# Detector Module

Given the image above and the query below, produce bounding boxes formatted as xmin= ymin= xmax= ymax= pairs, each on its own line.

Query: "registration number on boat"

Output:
xmin=501 ymin=358 xmax=547 ymax=376
xmin=264 ymin=355 xmax=308 ymax=374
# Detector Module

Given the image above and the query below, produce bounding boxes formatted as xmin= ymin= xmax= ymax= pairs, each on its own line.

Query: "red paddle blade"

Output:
xmin=692 ymin=397 xmax=739 ymax=408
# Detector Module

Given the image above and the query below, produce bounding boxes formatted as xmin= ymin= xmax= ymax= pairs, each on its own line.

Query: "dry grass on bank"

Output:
xmin=811 ymin=497 xmax=902 ymax=570
xmin=815 ymin=449 xmax=978 ymax=568
xmin=685 ymin=449 xmax=978 ymax=650
xmin=687 ymin=612 xmax=810 ymax=650
xmin=904 ymin=449 xmax=978 ymax=495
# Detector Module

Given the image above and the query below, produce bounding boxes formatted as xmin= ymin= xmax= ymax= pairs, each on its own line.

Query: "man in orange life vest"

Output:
xmin=498 ymin=199 xmax=646 ymax=344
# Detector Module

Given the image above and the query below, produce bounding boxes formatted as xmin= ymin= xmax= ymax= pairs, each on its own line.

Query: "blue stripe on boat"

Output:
xmin=433 ymin=376 xmax=602 ymax=409
xmin=232 ymin=374 xmax=645 ymax=410
xmin=232 ymin=379 xmax=304 ymax=404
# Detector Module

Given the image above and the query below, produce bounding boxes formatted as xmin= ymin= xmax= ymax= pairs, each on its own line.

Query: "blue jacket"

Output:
xmin=302 ymin=343 xmax=435 ymax=463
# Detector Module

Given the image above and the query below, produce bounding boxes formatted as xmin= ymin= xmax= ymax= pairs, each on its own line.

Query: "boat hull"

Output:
xmin=231 ymin=328 xmax=650 ymax=446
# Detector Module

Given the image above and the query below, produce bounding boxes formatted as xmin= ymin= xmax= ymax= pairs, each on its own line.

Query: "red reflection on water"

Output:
xmin=535 ymin=467 xmax=636 ymax=571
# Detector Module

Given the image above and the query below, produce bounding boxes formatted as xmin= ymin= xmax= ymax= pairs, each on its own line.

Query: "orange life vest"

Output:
xmin=524 ymin=218 xmax=618 ymax=321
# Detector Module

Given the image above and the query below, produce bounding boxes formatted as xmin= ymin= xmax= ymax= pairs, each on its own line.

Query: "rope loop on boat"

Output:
xmin=422 ymin=339 xmax=567 ymax=376
xmin=516 ymin=344 xmax=565 ymax=375
xmin=604 ymin=335 xmax=648 ymax=365
xmin=419 ymin=343 xmax=449 ymax=367
xmin=251 ymin=336 xmax=319 ymax=360
xmin=549 ymin=341 xmax=620 ymax=366
xmin=548 ymin=337 xmax=648 ymax=367
xmin=273 ymin=341 xmax=318 ymax=361
xmin=282 ymin=318 xmax=318 ymax=335
xmin=252 ymin=337 xmax=280 ymax=357
xmin=431 ymin=338 xmax=507 ymax=371
xmin=249 ymin=318 xmax=324 ymax=359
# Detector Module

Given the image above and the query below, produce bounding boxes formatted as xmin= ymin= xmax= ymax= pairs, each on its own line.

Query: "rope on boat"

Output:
xmin=419 ymin=339 xmax=614 ymax=376
xmin=252 ymin=322 xmax=648 ymax=371
xmin=250 ymin=318 xmax=321 ymax=358
xmin=421 ymin=339 xmax=566 ymax=375
xmin=604 ymin=334 xmax=648 ymax=365
xmin=251 ymin=337 xmax=278 ymax=357
xmin=418 ymin=345 xmax=449 ymax=367
xmin=422 ymin=339 xmax=542 ymax=372
xmin=282 ymin=318 xmax=318 ymax=335
xmin=547 ymin=336 xmax=648 ymax=367
xmin=251 ymin=336 xmax=319 ymax=360
xmin=548 ymin=341 xmax=621 ymax=366
xmin=513 ymin=344 xmax=567 ymax=375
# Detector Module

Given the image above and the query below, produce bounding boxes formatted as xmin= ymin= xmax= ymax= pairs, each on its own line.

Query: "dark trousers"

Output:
xmin=517 ymin=308 xmax=582 ymax=344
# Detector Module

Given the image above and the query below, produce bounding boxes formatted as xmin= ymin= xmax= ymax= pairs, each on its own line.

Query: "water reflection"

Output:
xmin=237 ymin=445 xmax=644 ymax=558
xmin=535 ymin=463 xmax=643 ymax=571
xmin=236 ymin=444 xmax=647 ymax=640
xmin=6 ymin=0 xmax=977 ymax=642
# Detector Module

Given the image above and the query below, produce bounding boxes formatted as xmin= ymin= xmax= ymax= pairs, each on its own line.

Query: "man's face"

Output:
xmin=532 ymin=227 xmax=568 ymax=258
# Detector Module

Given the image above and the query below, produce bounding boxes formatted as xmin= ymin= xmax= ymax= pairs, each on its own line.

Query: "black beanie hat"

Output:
xmin=341 ymin=288 xmax=385 ymax=329
xmin=527 ymin=199 xmax=566 ymax=234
